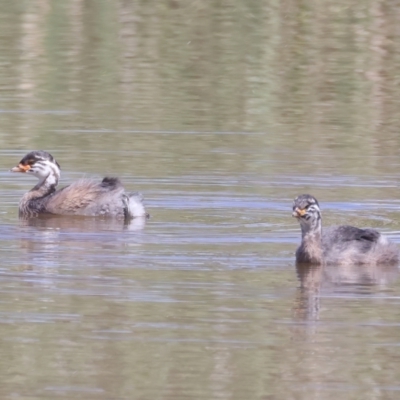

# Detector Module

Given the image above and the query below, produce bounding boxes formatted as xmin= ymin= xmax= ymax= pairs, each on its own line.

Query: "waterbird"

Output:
xmin=11 ymin=150 xmax=148 ymax=219
xmin=292 ymin=194 xmax=399 ymax=265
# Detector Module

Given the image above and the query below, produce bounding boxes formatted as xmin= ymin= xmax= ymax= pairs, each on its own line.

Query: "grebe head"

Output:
xmin=11 ymin=150 xmax=61 ymax=186
xmin=292 ymin=194 xmax=322 ymax=234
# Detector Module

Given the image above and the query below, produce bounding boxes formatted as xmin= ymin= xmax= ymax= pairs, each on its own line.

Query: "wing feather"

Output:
xmin=45 ymin=178 xmax=125 ymax=216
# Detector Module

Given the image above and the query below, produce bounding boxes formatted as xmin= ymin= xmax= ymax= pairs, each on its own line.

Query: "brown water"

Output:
xmin=0 ymin=1 xmax=400 ymax=399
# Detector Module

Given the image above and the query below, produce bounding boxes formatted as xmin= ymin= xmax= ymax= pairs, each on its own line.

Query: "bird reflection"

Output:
xmin=20 ymin=214 xmax=147 ymax=231
xmin=293 ymin=261 xmax=399 ymax=323
xmin=293 ymin=264 xmax=322 ymax=323
xmin=16 ymin=215 xmax=147 ymax=271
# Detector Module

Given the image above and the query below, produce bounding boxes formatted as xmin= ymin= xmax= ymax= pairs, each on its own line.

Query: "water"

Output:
xmin=0 ymin=1 xmax=400 ymax=399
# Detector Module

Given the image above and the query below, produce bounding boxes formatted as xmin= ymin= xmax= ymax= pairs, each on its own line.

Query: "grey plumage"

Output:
xmin=12 ymin=150 xmax=148 ymax=220
xmin=292 ymin=194 xmax=399 ymax=265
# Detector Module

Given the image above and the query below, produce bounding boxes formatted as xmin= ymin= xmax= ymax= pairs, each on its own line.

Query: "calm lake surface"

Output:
xmin=1 ymin=1 xmax=400 ymax=399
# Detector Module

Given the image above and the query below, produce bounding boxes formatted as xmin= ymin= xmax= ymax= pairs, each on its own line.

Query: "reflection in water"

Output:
xmin=20 ymin=214 xmax=147 ymax=232
xmin=0 ymin=1 xmax=400 ymax=399
xmin=16 ymin=215 xmax=147 ymax=272
xmin=289 ymin=262 xmax=400 ymax=396
xmin=293 ymin=264 xmax=322 ymax=323
xmin=2 ymin=0 xmax=400 ymax=152
xmin=294 ymin=262 xmax=400 ymax=323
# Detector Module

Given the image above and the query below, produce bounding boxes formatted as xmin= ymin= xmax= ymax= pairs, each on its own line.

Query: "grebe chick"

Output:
xmin=11 ymin=150 xmax=148 ymax=219
xmin=292 ymin=194 xmax=399 ymax=265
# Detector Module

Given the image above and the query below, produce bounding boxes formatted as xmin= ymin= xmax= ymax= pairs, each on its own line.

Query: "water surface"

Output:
xmin=0 ymin=1 xmax=400 ymax=399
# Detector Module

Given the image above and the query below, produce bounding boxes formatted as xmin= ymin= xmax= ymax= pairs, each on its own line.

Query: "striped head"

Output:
xmin=292 ymin=194 xmax=322 ymax=234
xmin=11 ymin=150 xmax=61 ymax=186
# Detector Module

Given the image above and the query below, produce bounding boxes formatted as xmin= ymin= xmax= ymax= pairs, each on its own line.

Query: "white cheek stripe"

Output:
xmin=31 ymin=160 xmax=60 ymax=186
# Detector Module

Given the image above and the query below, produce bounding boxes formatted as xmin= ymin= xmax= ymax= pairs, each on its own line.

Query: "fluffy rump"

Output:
xmin=124 ymin=192 xmax=148 ymax=218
